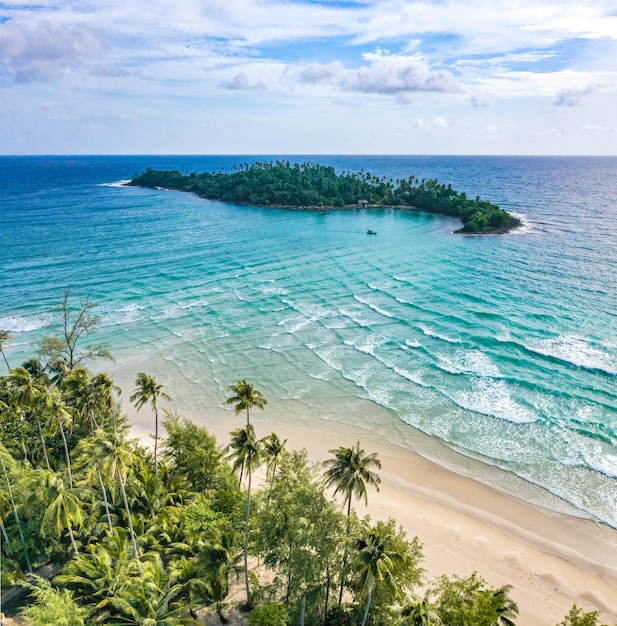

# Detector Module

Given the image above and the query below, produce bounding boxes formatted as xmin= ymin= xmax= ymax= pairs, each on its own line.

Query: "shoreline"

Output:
xmin=123 ymin=394 xmax=617 ymax=626
xmin=126 ymin=181 xmax=523 ymax=235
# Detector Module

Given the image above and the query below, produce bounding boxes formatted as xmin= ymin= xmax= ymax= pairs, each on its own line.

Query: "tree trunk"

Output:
xmin=154 ymin=405 xmax=159 ymax=477
xmin=323 ymin=562 xmax=330 ymax=625
xmin=300 ymin=594 xmax=306 ymax=626
xmin=37 ymin=421 xmax=51 ymax=470
xmin=58 ymin=422 xmax=73 ymax=488
xmin=337 ymin=495 xmax=352 ymax=604
xmin=117 ymin=469 xmax=142 ymax=574
xmin=0 ymin=520 xmax=13 ymax=556
xmin=360 ymin=590 xmax=372 ymax=626
xmin=64 ymin=506 xmax=79 ymax=555
xmin=98 ymin=469 xmax=113 ymax=533
xmin=244 ymin=467 xmax=252 ymax=608
xmin=0 ymin=457 xmax=32 ymax=574
xmin=1 ymin=348 xmax=10 ymax=372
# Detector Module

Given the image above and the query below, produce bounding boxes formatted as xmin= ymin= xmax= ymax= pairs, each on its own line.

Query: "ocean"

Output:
xmin=1 ymin=155 xmax=616 ymax=527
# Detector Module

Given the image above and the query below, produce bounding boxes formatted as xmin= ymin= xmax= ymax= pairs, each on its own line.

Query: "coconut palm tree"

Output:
xmin=492 ymin=584 xmax=519 ymax=626
xmin=9 ymin=366 xmax=49 ymax=466
xmin=323 ymin=441 xmax=382 ymax=603
xmin=80 ymin=429 xmax=143 ymax=571
xmin=354 ymin=526 xmax=402 ymax=626
xmin=90 ymin=372 xmax=120 ymax=432
xmin=197 ymin=530 xmax=243 ymax=623
xmin=226 ymin=425 xmax=263 ymax=608
xmin=0 ymin=329 xmax=12 ymax=372
xmin=263 ymin=432 xmax=287 ymax=480
xmin=106 ymin=555 xmax=197 ymax=625
xmin=39 ymin=386 xmax=75 ymax=487
xmin=55 ymin=528 xmax=137 ymax=606
xmin=224 ymin=379 xmax=267 ymax=426
xmin=324 ymin=441 xmax=382 ymax=520
xmin=0 ymin=448 xmax=32 ymax=573
xmin=62 ymin=367 xmax=101 ymax=433
xmin=398 ymin=595 xmax=442 ymax=625
xmin=130 ymin=373 xmax=171 ymax=477
xmin=29 ymin=468 xmax=88 ymax=556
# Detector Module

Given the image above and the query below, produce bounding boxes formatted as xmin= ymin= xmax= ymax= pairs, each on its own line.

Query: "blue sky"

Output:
xmin=0 ymin=0 xmax=616 ymax=154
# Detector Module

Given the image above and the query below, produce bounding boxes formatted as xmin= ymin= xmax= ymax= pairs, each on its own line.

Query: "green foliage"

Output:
xmin=162 ymin=412 xmax=235 ymax=492
xmin=557 ymin=605 xmax=611 ymax=626
xmin=324 ymin=604 xmax=356 ymax=626
xmin=430 ymin=573 xmax=518 ymax=626
xmin=130 ymin=162 xmax=516 ymax=233
xmin=224 ymin=379 xmax=267 ymax=426
xmin=357 ymin=519 xmax=424 ymax=625
xmin=254 ymin=449 xmax=346 ymax=610
xmin=249 ymin=602 xmax=290 ymax=626
xmin=21 ymin=576 xmax=89 ymax=626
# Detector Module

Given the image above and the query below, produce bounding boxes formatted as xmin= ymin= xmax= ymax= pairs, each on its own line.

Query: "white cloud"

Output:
xmin=286 ymin=49 xmax=457 ymax=96
xmin=0 ymin=20 xmax=104 ymax=82
xmin=433 ymin=117 xmax=448 ymax=128
xmin=220 ymin=72 xmax=267 ymax=90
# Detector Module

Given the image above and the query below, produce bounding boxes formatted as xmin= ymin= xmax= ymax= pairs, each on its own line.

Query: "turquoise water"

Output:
xmin=1 ymin=155 xmax=617 ymax=526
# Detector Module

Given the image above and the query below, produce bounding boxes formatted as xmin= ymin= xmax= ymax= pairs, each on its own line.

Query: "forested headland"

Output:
xmin=0 ymin=293 xmax=608 ymax=626
xmin=128 ymin=161 xmax=521 ymax=234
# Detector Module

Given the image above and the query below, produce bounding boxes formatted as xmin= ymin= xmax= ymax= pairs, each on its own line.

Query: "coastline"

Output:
xmin=127 ymin=180 xmax=523 ymax=235
xmin=122 ymin=392 xmax=617 ymax=626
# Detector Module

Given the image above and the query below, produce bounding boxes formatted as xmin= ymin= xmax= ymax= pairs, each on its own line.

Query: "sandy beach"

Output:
xmin=123 ymin=395 xmax=617 ymax=626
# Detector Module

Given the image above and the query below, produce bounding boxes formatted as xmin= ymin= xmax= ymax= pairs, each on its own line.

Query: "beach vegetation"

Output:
xmin=225 ymin=379 xmax=267 ymax=426
xmin=0 ymin=327 xmax=611 ymax=625
xmin=324 ymin=440 xmax=382 ymax=604
xmin=0 ymin=329 xmax=12 ymax=372
xmin=397 ymin=594 xmax=442 ymax=625
xmin=129 ymin=161 xmax=520 ymax=234
xmin=226 ymin=424 xmax=264 ymax=608
xmin=248 ymin=602 xmax=290 ymax=625
xmin=557 ymin=605 xmax=611 ymax=626
xmin=130 ymin=372 xmax=171 ymax=477
xmin=430 ymin=572 xmax=519 ymax=626
xmin=20 ymin=576 xmax=89 ymax=626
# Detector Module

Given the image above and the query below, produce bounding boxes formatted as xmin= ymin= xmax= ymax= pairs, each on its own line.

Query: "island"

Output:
xmin=128 ymin=161 xmax=522 ymax=234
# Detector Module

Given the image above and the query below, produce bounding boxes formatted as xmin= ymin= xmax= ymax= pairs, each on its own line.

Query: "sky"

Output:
xmin=0 ymin=0 xmax=616 ymax=155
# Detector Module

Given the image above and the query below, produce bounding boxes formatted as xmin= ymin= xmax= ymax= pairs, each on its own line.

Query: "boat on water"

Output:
xmin=367 ymin=229 xmax=377 ymax=235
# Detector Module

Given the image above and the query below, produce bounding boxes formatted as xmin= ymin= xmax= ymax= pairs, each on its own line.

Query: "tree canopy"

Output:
xmin=129 ymin=161 xmax=519 ymax=234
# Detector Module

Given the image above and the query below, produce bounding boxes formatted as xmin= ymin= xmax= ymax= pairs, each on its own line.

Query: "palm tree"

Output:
xmin=0 ymin=448 xmax=32 ymax=573
xmin=9 ymin=366 xmax=48 ymax=467
xmin=263 ymin=432 xmax=287 ymax=480
xmin=399 ymin=596 xmax=442 ymax=625
xmin=492 ymin=584 xmax=519 ymax=626
xmin=130 ymin=373 xmax=171 ymax=477
xmin=55 ymin=528 xmax=137 ymax=606
xmin=106 ymin=555 xmax=197 ymax=625
xmin=224 ymin=379 xmax=267 ymax=426
xmin=29 ymin=469 xmax=88 ymax=556
xmin=39 ymin=386 xmax=76 ymax=487
xmin=198 ymin=530 xmax=243 ymax=623
xmin=226 ymin=425 xmax=263 ymax=608
xmin=80 ymin=429 xmax=143 ymax=571
xmin=90 ymin=372 xmax=120 ymax=432
xmin=323 ymin=440 xmax=382 ymax=603
xmin=354 ymin=526 xmax=402 ymax=626
xmin=0 ymin=329 xmax=12 ymax=372
xmin=62 ymin=367 xmax=100 ymax=433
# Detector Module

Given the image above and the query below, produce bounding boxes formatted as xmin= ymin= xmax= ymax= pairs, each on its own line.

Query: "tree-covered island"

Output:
xmin=128 ymin=161 xmax=522 ymax=234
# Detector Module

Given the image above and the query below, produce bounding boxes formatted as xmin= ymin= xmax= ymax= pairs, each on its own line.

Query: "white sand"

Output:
xmin=124 ymin=397 xmax=617 ymax=626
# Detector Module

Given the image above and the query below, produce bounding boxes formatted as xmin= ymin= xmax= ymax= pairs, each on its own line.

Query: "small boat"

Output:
xmin=367 ymin=229 xmax=377 ymax=235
